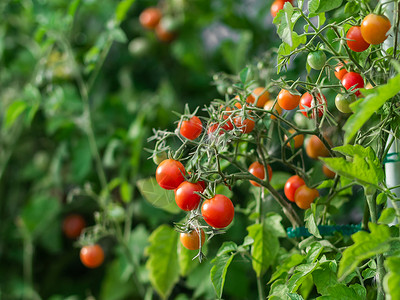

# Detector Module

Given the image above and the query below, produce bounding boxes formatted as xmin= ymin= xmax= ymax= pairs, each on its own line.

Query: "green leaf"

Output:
xmin=383 ymin=256 xmax=400 ymax=300
xmin=308 ymin=0 xmax=343 ymax=14
xmin=317 ymin=284 xmax=366 ymax=300
xmin=210 ymin=244 xmax=237 ymax=298
xmin=338 ymin=223 xmax=391 ymax=280
xmin=136 ymin=177 xmax=180 ymax=214
xmin=378 ymin=207 xmax=396 ymax=224
xmin=277 ymin=33 xmax=307 ymax=73
xmin=343 ymin=69 xmax=400 ymax=144
xmin=288 ymin=293 xmax=304 ymax=300
xmin=287 ymin=262 xmax=319 ymax=292
xmin=120 ymin=181 xmax=132 ymax=203
xmin=68 ymin=0 xmax=81 ymax=17
xmin=269 ymin=279 xmax=290 ymax=300
xmin=178 ymin=240 xmax=200 ymax=277
xmin=273 ymin=3 xmax=302 ymax=47
xmin=264 ymin=213 xmax=286 ymax=238
xmin=72 ymin=138 xmax=92 ymax=181
xmin=305 ymin=205 xmax=321 ymax=238
xmin=239 ymin=67 xmax=250 ymax=84
xmin=269 ymin=253 xmax=304 ymax=283
xmin=115 ymin=0 xmax=136 ymax=23
xmin=320 ymin=145 xmax=384 ymax=187
xmin=145 ymin=225 xmax=180 ymax=299
xmin=5 ymin=100 xmax=27 ymax=129
xmin=312 ymin=262 xmax=339 ymax=295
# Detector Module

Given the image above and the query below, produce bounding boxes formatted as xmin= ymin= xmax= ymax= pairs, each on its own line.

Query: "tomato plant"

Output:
xmin=346 ymin=26 xmax=370 ymax=52
xmin=156 ymin=159 xmax=186 ymax=190
xmin=180 ymin=229 xmax=206 ymax=250
xmin=80 ymin=244 xmax=105 ymax=269
xmin=307 ymin=50 xmax=326 ymax=70
xmin=62 ymin=214 xmax=86 ymax=239
xmin=361 ymin=14 xmax=391 ymax=45
xmin=277 ymin=89 xmax=301 ymax=110
xmin=248 ymin=161 xmax=272 ymax=187
xmin=175 ymin=181 xmax=204 ymax=211
xmin=201 ymin=195 xmax=234 ymax=228
xmin=179 ymin=116 xmax=203 ymax=140
xmin=299 ymin=92 xmax=327 ymax=118
xmin=294 ymin=185 xmax=319 ymax=209
xmin=284 ymin=175 xmax=306 ymax=202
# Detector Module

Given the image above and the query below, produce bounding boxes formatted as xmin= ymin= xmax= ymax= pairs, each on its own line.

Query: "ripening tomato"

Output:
xmin=139 ymin=7 xmax=162 ymax=29
xmin=335 ymin=94 xmax=355 ymax=113
xmin=179 ymin=116 xmax=202 ymax=140
xmin=306 ymin=135 xmax=331 ymax=159
xmin=208 ymin=123 xmax=223 ymax=136
xmin=361 ymin=14 xmax=391 ymax=45
xmin=299 ymin=92 xmax=327 ymax=118
xmin=294 ymin=185 xmax=319 ymax=209
xmin=156 ymin=159 xmax=186 ymax=190
xmin=334 ymin=62 xmax=348 ymax=81
xmin=271 ymin=0 xmax=293 ymax=18
xmin=285 ymin=129 xmax=304 ymax=149
xmin=155 ymin=24 xmax=176 ymax=42
xmin=180 ymin=229 xmax=206 ymax=250
xmin=80 ymin=244 xmax=105 ymax=268
xmin=284 ymin=175 xmax=306 ymax=202
xmin=346 ymin=26 xmax=370 ymax=52
xmin=220 ymin=106 xmax=234 ymax=131
xmin=234 ymin=115 xmax=255 ymax=133
xmin=201 ymin=194 xmax=234 ymax=228
xmin=248 ymin=161 xmax=272 ymax=187
xmin=323 ymin=165 xmax=336 ymax=178
xmin=277 ymin=89 xmax=301 ymax=110
xmin=341 ymin=72 xmax=364 ymax=97
xmin=247 ymin=87 xmax=269 ymax=108
xmin=63 ymin=214 xmax=86 ymax=239
xmin=175 ymin=181 xmax=204 ymax=211
xmin=263 ymin=100 xmax=282 ymax=119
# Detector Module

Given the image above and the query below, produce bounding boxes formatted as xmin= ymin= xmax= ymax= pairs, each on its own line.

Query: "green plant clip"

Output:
xmin=286 ymin=224 xmax=362 ymax=238
xmin=383 ymin=153 xmax=400 ymax=164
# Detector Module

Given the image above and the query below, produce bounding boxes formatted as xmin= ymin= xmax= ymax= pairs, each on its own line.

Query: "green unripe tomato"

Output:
xmin=153 ymin=151 xmax=168 ymax=165
xmin=129 ymin=37 xmax=151 ymax=57
xmin=335 ymin=94 xmax=354 ymax=113
xmin=307 ymin=51 xmax=326 ymax=70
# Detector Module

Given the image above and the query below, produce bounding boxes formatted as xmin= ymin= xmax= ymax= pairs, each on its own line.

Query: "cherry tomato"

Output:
xmin=271 ymin=0 xmax=293 ymax=18
xmin=284 ymin=175 xmax=306 ymax=202
xmin=307 ymin=51 xmax=326 ymax=70
xmin=323 ymin=165 xmax=336 ymax=178
xmin=299 ymin=92 xmax=327 ymax=118
xmin=248 ymin=161 xmax=272 ymax=187
xmin=180 ymin=229 xmax=206 ymax=250
xmin=155 ymin=24 xmax=176 ymax=42
xmin=306 ymin=135 xmax=331 ymax=159
xmin=220 ymin=106 xmax=234 ymax=131
xmin=335 ymin=94 xmax=354 ymax=113
xmin=208 ymin=123 xmax=223 ymax=136
xmin=62 ymin=214 xmax=86 ymax=239
xmin=247 ymin=87 xmax=269 ymax=108
xmin=175 ymin=181 xmax=204 ymax=211
xmin=234 ymin=115 xmax=255 ymax=133
xmin=277 ymin=89 xmax=301 ymax=110
xmin=179 ymin=116 xmax=202 ymax=140
xmin=285 ymin=129 xmax=304 ymax=149
xmin=361 ymin=14 xmax=391 ymax=45
xmin=346 ymin=26 xmax=370 ymax=52
xmin=263 ymin=100 xmax=282 ymax=119
xmin=201 ymin=194 xmax=234 ymax=228
xmin=156 ymin=159 xmax=186 ymax=190
xmin=80 ymin=244 xmax=105 ymax=268
xmin=294 ymin=185 xmax=319 ymax=209
xmin=341 ymin=72 xmax=364 ymax=97
xmin=139 ymin=7 xmax=162 ymax=29
xmin=334 ymin=62 xmax=348 ymax=81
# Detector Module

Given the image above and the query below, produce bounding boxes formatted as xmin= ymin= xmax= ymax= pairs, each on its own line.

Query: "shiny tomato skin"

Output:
xmin=299 ymin=92 xmax=327 ymax=118
xmin=334 ymin=62 xmax=348 ymax=81
xmin=306 ymin=135 xmax=331 ymax=159
xmin=284 ymin=175 xmax=306 ymax=202
xmin=156 ymin=159 xmax=186 ymax=190
xmin=234 ymin=116 xmax=255 ymax=134
xmin=346 ymin=26 xmax=370 ymax=52
xmin=180 ymin=229 xmax=206 ymax=250
xmin=294 ymin=185 xmax=319 ymax=209
xmin=248 ymin=87 xmax=269 ymax=108
xmin=139 ymin=7 xmax=162 ymax=29
xmin=63 ymin=214 xmax=86 ymax=239
xmin=80 ymin=244 xmax=105 ymax=268
xmin=175 ymin=181 xmax=204 ymax=211
xmin=201 ymin=194 xmax=234 ymax=228
xmin=271 ymin=0 xmax=293 ymax=18
xmin=263 ymin=100 xmax=282 ymax=119
xmin=341 ymin=72 xmax=364 ymax=97
xmin=361 ymin=14 xmax=391 ymax=45
xmin=179 ymin=116 xmax=202 ymax=140
xmin=248 ymin=162 xmax=272 ymax=187
xmin=277 ymin=89 xmax=301 ymax=110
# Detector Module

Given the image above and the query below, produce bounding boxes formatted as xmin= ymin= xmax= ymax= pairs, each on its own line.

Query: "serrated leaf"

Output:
xmin=287 ymin=262 xmax=319 ymax=292
xmin=344 ymin=70 xmax=400 ymax=144
xmin=269 ymin=253 xmax=304 ymax=283
xmin=210 ymin=245 xmax=236 ymax=298
xmin=317 ymin=284 xmax=365 ymax=300
xmin=247 ymin=223 xmax=279 ymax=277
xmin=312 ymin=262 xmax=339 ymax=295
xmin=383 ymin=256 xmax=400 ymax=300
xmin=338 ymin=223 xmax=391 ymax=280
xmin=308 ymin=0 xmax=343 ymax=13
xmin=136 ymin=177 xmax=180 ymax=213
xmin=273 ymin=3 xmax=302 ymax=47
xmin=305 ymin=206 xmax=321 ymax=238
xmin=145 ymin=225 xmax=179 ymax=299
xmin=277 ymin=33 xmax=307 ymax=73
xmin=378 ymin=207 xmax=396 ymax=224
xmin=265 ymin=213 xmax=286 ymax=238
xmin=5 ymin=100 xmax=27 ymax=128
xmin=269 ymin=279 xmax=290 ymax=300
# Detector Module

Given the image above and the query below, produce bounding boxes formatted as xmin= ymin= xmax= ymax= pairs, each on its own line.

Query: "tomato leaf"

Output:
xmin=145 ymin=225 xmax=180 ymax=299
xmin=312 ymin=262 xmax=339 ymax=295
xmin=178 ymin=240 xmax=201 ymax=277
xmin=5 ymin=100 xmax=27 ymax=129
xmin=383 ymin=257 xmax=400 ymax=300
xmin=317 ymin=284 xmax=366 ymax=299
xmin=269 ymin=279 xmax=291 ymax=299
xmin=343 ymin=69 xmax=400 ymax=144
xmin=338 ymin=223 xmax=391 ymax=280
xmin=277 ymin=33 xmax=307 ymax=73
xmin=305 ymin=206 xmax=321 ymax=238
xmin=378 ymin=207 xmax=396 ymax=225
xmin=115 ymin=0 xmax=136 ymax=24
xmin=308 ymin=0 xmax=343 ymax=14
xmin=136 ymin=177 xmax=180 ymax=214
xmin=269 ymin=253 xmax=304 ymax=283
xmin=273 ymin=3 xmax=302 ymax=47
xmin=287 ymin=262 xmax=319 ymax=293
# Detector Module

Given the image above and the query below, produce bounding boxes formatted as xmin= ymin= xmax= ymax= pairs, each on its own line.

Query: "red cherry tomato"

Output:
xmin=156 ymin=159 xmax=186 ymax=190
xmin=306 ymin=135 xmax=331 ymax=159
xmin=179 ymin=116 xmax=202 ymax=140
xmin=80 ymin=244 xmax=105 ymax=268
xmin=63 ymin=214 xmax=86 ymax=239
xmin=299 ymin=92 xmax=327 ymax=118
xmin=201 ymin=194 xmax=234 ymax=228
xmin=234 ymin=115 xmax=255 ymax=133
xmin=139 ymin=7 xmax=162 ymax=29
xmin=277 ymin=89 xmax=301 ymax=110
xmin=175 ymin=181 xmax=204 ymax=211
xmin=248 ymin=161 xmax=272 ymax=187
xmin=323 ymin=165 xmax=336 ymax=178
xmin=341 ymin=72 xmax=364 ymax=97
xmin=346 ymin=26 xmax=370 ymax=52
xmin=294 ymin=185 xmax=319 ymax=209
xmin=180 ymin=229 xmax=206 ymax=250
xmin=271 ymin=0 xmax=293 ymax=18
xmin=334 ymin=62 xmax=348 ymax=81
xmin=361 ymin=14 xmax=391 ymax=45
xmin=284 ymin=175 xmax=306 ymax=202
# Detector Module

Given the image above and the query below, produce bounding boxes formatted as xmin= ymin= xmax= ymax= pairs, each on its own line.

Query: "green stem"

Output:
xmin=257 ymin=276 xmax=265 ymax=300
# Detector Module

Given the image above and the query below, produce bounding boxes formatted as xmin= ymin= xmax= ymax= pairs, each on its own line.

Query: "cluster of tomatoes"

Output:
xmin=62 ymin=213 xmax=105 ymax=269
xmin=139 ymin=6 xmax=176 ymax=43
